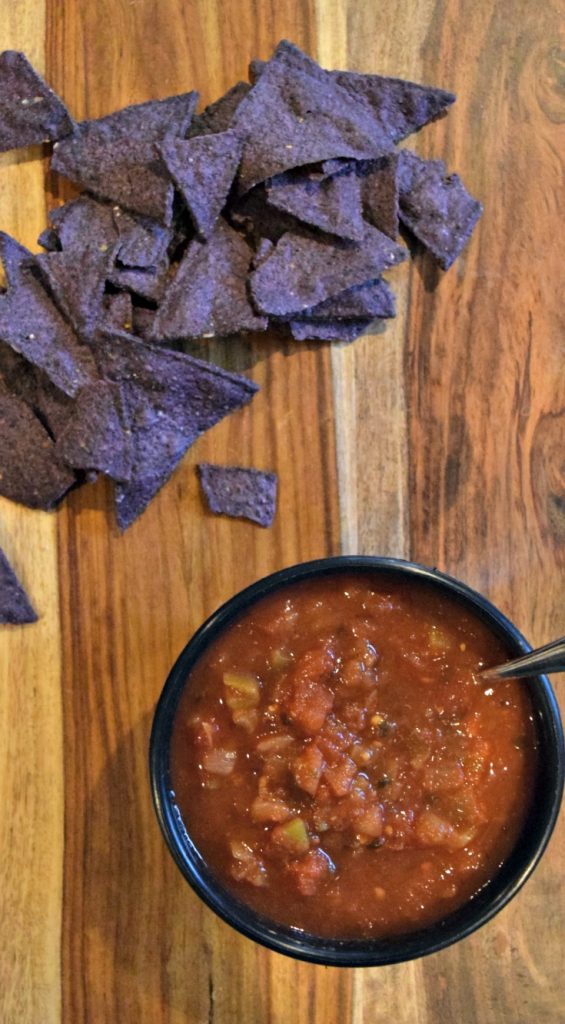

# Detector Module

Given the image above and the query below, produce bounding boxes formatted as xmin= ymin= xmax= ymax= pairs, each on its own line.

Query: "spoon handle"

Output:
xmin=480 ymin=636 xmax=565 ymax=680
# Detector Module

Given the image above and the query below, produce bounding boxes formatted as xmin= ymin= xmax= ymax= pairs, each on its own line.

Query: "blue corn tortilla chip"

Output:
xmin=36 ymin=244 xmax=116 ymax=336
xmin=108 ymin=261 xmax=170 ymax=303
xmin=289 ymin=318 xmax=372 ymax=342
xmin=102 ymin=291 xmax=134 ymax=333
xmin=0 ymin=231 xmax=35 ymax=285
xmin=296 ymin=278 xmax=396 ymax=321
xmin=248 ymin=58 xmax=266 ymax=83
xmin=54 ymin=91 xmax=198 ymax=147
xmin=0 ymin=380 xmax=76 ymax=508
xmin=93 ymin=329 xmax=259 ymax=527
xmin=49 ymin=195 xmax=118 ymax=252
xmin=56 ymin=380 xmax=133 ymax=481
xmin=249 ymin=224 xmax=406 ymax=316
xmin=52 ymin=135 xmax=175 ymax=224
xmin=189 ymin=82 xmax=251 ymax=138
xmin=0 ymin=238 xmax=96 ymax=396
xmin=0 ymin=546 xmax=37 ymax=624
xmin=112 ymin=207 xmax=173 ymax=269
xmin=112 ymin=397 xmax=195 ymax=530
xmin=397 ymin=151 xmax=482 ymax=269
xmin=198 ymin=463 xmax=277 ymax=527
xmin=0 ymin=50 xmax=74 ymax=153
xmin=330 ymin=70 xmax=455 ymax=144
xmin=266 ymin=168 xmax=365 ymax=242
xmin=229 ymin=185 xmax=299 ymax=244
xmin=263 ymin=42 xmax=455 ymax=143
xmin=232 ymin=42 xmax=393 ymax=193
xmin=37 ymin=227 xmax=61 ymax=252
xmin=95 ymin=329 xmax=259 ymax=436
xmin=131 ymin=305 xmax=156 ymax=340
xmin=356 ymin=155 xmax=399 ymax=239
xmin=158 ymin=130 xmax=243 ymax=239
xmin=150 ymin=218 xmax=267 ymax=341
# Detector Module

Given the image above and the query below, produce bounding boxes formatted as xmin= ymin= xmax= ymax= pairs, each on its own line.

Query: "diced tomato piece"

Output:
xmin=323 ymin=755 xmax=357 ymax=797
xmin=356 ymin=803 xmax=384 ymax=839
xmin=288 ymin=849 xmax=335 ymax=896
xmin=285 ymin=647 xmax=335 ymax=735
xmin=422 ymin=759 xmax=465 ymax=793
xmin=293 ymin=743 xmax=325 ymax=796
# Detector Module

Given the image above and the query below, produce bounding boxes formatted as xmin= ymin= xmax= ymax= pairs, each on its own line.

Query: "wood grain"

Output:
xmin=0 ymin=0 xmax=563 ymax=1021
xmin=0 ymin=5 xmax=64 ymax=1024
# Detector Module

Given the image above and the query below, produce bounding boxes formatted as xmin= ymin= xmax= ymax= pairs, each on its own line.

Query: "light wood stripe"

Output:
xmin=0 ymin=6 xmax=63 ymax=1024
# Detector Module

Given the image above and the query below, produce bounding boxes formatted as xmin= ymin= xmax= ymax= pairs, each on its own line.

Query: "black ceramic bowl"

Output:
xmin=150 ymin=556 xmax=564 ymax=967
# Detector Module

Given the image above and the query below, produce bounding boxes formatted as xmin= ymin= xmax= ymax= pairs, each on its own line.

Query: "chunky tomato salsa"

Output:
xmin=170 ymin=573 xmax=537 ymax=938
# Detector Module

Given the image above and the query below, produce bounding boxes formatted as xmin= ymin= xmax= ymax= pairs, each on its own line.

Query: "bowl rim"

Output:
xmin=149 ymin=555 xmax=565 ymax=967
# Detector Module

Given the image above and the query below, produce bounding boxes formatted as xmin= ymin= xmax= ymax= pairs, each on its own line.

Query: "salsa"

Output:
xmin=170 ymin=573 xmax=537 ymax=939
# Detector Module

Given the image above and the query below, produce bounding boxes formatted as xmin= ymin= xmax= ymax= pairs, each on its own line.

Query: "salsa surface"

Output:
xmin=170 ymin=573 xmax=537 ymax=938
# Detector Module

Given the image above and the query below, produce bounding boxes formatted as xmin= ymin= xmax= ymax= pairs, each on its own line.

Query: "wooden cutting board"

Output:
xmin=0 ymin=1 xmax=563 ymax=1022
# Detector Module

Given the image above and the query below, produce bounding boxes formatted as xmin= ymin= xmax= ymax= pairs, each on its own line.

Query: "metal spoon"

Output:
xmin=479 ymin=637 xmax=565 ymax=680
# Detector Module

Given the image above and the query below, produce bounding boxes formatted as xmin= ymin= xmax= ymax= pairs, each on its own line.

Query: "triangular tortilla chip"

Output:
xmin=331 ymin=70 xmax=455 ymax=143
xmin=296 ymin=278 xmax=395 ymax=320
xmin=398 ymin=151 xmax=482 ymax=269
xmin=266 ymin=168 xmax=365 ymax=242
xmin=36 ymin=244 xmax=116 ymax=335
xmin=93 ymin=329 xmax=259 ymax=527
xmin=53 ymin=91 xmax=198 ymax=146
xmin=56 ymin=380 xmax=133 ymax=481
xmin=331 ymin=69 xmax=454 ymax=143
xmin=0 ymin=244 xmax=97 ymax=396
xmin=0 ymin=50 xmax=74 ymax=153
xmin=112 ymin=207 xmax=173 ymax=268
xmin=0 ymin=546 xmax=37 ymax=624
xmin=198 ymin=463 xmax=277 ymax=527
xmin=232 ymin=42 xmax=393 ymax=192
xmin=289 ymin=318 xmax=372 ymax=342
xmin=0 ymin=380 xmax=76 ymax=508
xmin=113 ymin=394 xmax=195 ymax=529
xmin=52 ymin=135 xmax=175 ymax=224
xmin=151 ymin=218 xmax=267 ymax=341
xmin=263 ymin=42 xmax=455 ymax=143
xmin=95 ymin=328 xmax=259 ymax=436
xmin=49 ymin=195 xmax=118 ymax=252
xmin=159 ymin=130 xmax=243 ymax=238
xmin=249 ymin=224 xmax=406 ymax=316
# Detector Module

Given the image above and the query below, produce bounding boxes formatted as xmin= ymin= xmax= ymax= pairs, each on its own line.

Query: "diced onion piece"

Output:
xmin=256 ymin=734 xmax=294 ymax=755
xmin=232 ymin=709 xmax=258 ymax=734
xmin=251 ymin=795 xmax=292 ymax=823
xmin=271 ymin=648 xmax=292 ymax=670
xmin=271 ymin=817 xmax=310 ymax=855
xmin=223 ymin=672 xmax=261 ymax=711
xmin=202 ymin=748 xmax=237 ymax=776
xmin=230 ymin=840 xmax=268 ymax=887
